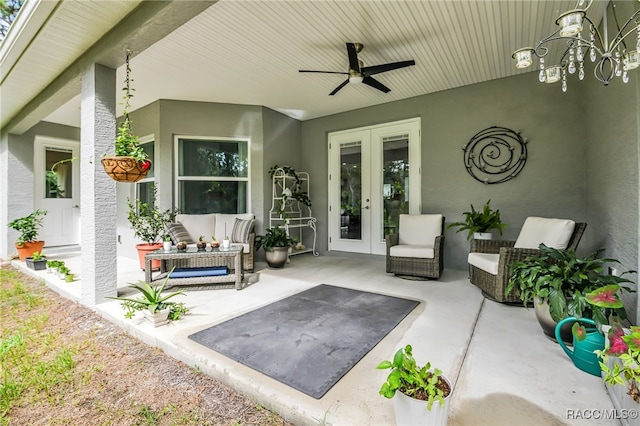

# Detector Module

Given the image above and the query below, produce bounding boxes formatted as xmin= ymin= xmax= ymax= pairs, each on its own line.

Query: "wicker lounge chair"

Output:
xmin=386 ymin=214 xmax=445 ymax=279
xmin=468 ymin=217 xmax=586 ymax=303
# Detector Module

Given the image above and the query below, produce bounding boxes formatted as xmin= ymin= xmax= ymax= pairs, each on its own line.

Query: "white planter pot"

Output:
xmin=163 ymin=241 xmax=172 ymax=251
xmin=473 ymin=232 xmax=493 ymax=240
xmin=144 ymin=308 xmax=170 ymax=327
xmin=604 ymin=357 xmax=640 ymax=426
xmin=393 ymin=376 xmax=452 ymax=426
xmin=222 ymin=239 xmax=231 ymax=249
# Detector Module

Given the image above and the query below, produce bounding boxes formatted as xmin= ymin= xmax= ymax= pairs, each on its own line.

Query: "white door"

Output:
xmin=34 ymin=137 xmax=80 ymax=247
xmin=328 ymin=118 xmax=421 ymax=255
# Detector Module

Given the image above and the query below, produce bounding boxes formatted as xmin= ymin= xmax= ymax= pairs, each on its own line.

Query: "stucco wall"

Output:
xmin=114 ymin=100 xmax=299 ymax=260
xmin=584 ymin=71 xmax=639 ymax=323
xmin=301 ymin=72 xmax=588 ymax=270
xmin=1 ymin=122 xmax=80 ymax=259
xmin=261 ymin=106 xmax=302 ymax=234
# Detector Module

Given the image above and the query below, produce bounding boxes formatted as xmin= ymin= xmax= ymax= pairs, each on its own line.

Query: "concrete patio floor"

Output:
xmin=12 ymin=249 xmax=620 ymax=425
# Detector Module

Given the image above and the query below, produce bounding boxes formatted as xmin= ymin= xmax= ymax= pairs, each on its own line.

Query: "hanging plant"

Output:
xmin=101 ymin=49 xmax=151 ymax=183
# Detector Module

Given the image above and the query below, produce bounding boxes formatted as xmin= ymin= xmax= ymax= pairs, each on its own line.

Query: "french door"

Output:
xmin=34 ymin=137 xmax=80 ymax=247
xmin=328 ymin=118 xmax=421 ymax=255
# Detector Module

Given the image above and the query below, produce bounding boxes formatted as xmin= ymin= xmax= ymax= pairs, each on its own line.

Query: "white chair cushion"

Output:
xmin=468 ymin=252 xmax=500 ymax=275
xmin=514 ymin=217 xmax=576 ymax=250
xmin=176 ymin=213 xmax=216 ymax=242
xmin=214 ymin=213 xmax=254 ymax=242
xmin=398 ymin=214 xmax=443 ymax=246
xmin=390 ymin=245 xmax=435 ymax=259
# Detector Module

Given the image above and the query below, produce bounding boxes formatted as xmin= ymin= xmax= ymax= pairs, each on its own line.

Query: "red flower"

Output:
xmin=141 ymin=160 xmax=151 ymax=170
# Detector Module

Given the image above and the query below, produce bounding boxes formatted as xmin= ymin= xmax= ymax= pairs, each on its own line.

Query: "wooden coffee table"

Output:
xmin=144 ymin=245 xmax=244 ymax=290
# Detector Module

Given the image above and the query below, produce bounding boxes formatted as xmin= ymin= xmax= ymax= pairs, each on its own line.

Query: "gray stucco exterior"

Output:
xmin=0 ymin=2 xmax=638 ymax=321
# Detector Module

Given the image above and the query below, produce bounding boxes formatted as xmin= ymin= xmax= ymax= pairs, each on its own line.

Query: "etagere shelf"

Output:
xmin=269 ymin=167 xmax=318 ymax=257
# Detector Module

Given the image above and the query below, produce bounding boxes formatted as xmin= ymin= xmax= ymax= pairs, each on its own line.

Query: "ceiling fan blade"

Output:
xmin=362 ymin=76 xmax=390 ymax=93
xmin=299 ymin=70 xmax=348 ymax=74
xmin=329 ymin=79 xmax=350 ymax=96
xmin=362 ymin=60 xmax=416 ymax=76
xmin=346 ymin=42 xmax=360 ymax=72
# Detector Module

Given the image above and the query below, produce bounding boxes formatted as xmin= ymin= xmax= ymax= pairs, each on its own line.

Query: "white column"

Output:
xmin=80 ymin=63 xmax=118 ymax=306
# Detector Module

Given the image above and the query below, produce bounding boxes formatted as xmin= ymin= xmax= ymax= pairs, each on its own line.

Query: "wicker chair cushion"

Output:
xmin=390 ymin=245 xmax=435 ymax=259
xmin=214 ymin=213 xmax=254 ymax=242
xmin=176 ymin=213 xmax=216 ymax=242
xmin=231 ymin=218 xmax=255 ymax=243
xmin=514 ymin=217 xmax=575 ymax=249
xmin=167 ymin=222 xmax=194 ymax=244
xmin=398 ymin=214 xmax=443 ymax=246
xmin=468 ymin=252 xmax=500 ymax=275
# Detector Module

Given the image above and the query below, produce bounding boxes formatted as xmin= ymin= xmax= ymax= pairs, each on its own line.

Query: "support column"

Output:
xmin=80 ymin=63 xmax=117 ymax=306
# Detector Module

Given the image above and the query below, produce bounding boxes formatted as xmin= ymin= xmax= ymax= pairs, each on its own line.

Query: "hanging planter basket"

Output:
xmin=101 ymin=156 xmax=151 ymax=183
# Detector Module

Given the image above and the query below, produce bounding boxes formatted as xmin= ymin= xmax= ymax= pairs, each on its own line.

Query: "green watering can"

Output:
xmin=555 ymin=317 xmax=605 ymax=377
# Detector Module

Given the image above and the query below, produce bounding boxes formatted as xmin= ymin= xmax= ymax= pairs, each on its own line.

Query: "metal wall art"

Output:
xmin=462 ymin=126 xmax=528 ymax=184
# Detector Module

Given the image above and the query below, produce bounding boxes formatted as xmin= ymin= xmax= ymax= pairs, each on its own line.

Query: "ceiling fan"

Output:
xmin=299 ymin=42 xmax=416 ymax=96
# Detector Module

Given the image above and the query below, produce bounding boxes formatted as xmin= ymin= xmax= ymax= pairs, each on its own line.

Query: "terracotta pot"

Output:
xmin=136 ymin=243 xmax=162 ymax=271
xmin=15 ymin=241 xmax=45 ymax=261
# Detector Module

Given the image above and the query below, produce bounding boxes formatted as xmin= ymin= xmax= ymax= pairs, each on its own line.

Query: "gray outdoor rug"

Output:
xmin=188 ymin=284 xmax=420 ymax=399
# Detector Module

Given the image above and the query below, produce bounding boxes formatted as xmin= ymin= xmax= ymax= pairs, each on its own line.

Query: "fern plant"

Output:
xmin=447 ymin=199 xmax=506 ymax=240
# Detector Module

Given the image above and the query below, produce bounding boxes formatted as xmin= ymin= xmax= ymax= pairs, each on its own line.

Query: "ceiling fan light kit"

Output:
xmin=512 ymin=0 xmax=640 ymax=91
xmin=299 ymin=42 xmax=415 ymax=95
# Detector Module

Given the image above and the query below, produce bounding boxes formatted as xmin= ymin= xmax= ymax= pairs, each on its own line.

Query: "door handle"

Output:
xmin=363 ymin=205 xmax=370 ymax=210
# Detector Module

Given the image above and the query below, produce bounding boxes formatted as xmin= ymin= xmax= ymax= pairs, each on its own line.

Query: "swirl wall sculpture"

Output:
xmin=462 ymin=126 xmax=527 ymax=184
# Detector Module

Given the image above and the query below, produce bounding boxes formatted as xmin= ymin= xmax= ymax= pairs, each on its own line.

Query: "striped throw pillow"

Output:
xmin=167 ymin=223 xmax=194 ymax=244
xmin=231 ymin=218 xmax=254 ymax=243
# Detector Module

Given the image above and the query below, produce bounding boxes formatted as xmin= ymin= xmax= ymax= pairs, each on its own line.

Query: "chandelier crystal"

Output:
xmin=512 ymin=0 xmax=640 ymax=92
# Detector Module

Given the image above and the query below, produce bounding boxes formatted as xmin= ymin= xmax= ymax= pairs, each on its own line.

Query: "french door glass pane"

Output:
xmin=340 ymin=143 xmax=362 ymax=240
xmin=382 ymin=136 xmax=409 ymax=238
xmin=45 ymin=147 xmax=73 ymax=199
xmin=179 ymin=181 xmax=247 ymax=214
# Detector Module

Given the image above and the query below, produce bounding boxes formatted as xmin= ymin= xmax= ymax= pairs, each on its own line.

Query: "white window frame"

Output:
xmin=173 ymin=135 xmax=251 ymax=214
xmin=134 ymin=135 xmax=156 ymax=205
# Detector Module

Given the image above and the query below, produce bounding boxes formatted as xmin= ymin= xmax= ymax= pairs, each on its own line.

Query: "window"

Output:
xmin=176 ymin=136 xmax=249 ymax=214
xmin=136 ymin=140 xmax=155 ymax=207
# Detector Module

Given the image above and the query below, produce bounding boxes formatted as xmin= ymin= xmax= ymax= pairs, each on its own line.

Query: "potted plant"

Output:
xmin=255 ymin=225 xmax=295 ymax=268
xmin=196 ymin=235 xmax=207 ymax=251
xmin=109 ymin=272 xmax=188 ymax=327
xmin=25 ymin=251 xmax=47 ymax=271
xmin=505 ymin=244 xmax=634 ymax=342
xmin=7 ymin=209 xmax=47 ymax=261
xmin=163 ymin=235 xmax=172 ymax=251
xmin=210 ymin=236 xmax=220 ymax=249
xmin=376 ymin=344 xmax=452 ymax=426
xmin=446 ymin=199 xmax=506 ymax=240
xmin=595 ymin=317 xmax=640 ymax=416
xmin=101 ymin=49 xmax=151 ymax=183
xmin=127 ymin=184 xmax=177 ymax=269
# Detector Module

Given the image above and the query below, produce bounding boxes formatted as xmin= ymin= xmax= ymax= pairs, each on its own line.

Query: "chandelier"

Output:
xmin=512 ymin=0 xmax=640 ymax=91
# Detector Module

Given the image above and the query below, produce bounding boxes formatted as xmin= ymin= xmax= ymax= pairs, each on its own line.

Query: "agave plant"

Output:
xmin=110 ymin=271 xmax=187 ymax=320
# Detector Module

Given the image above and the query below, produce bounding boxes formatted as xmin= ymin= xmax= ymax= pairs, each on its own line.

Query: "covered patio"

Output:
xmin=12 ymin=251 xmax=619 ymax=425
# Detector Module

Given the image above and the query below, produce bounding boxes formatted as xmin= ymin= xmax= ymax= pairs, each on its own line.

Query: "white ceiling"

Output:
xmin=5 ymin=0 xmax=598 ymax=129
